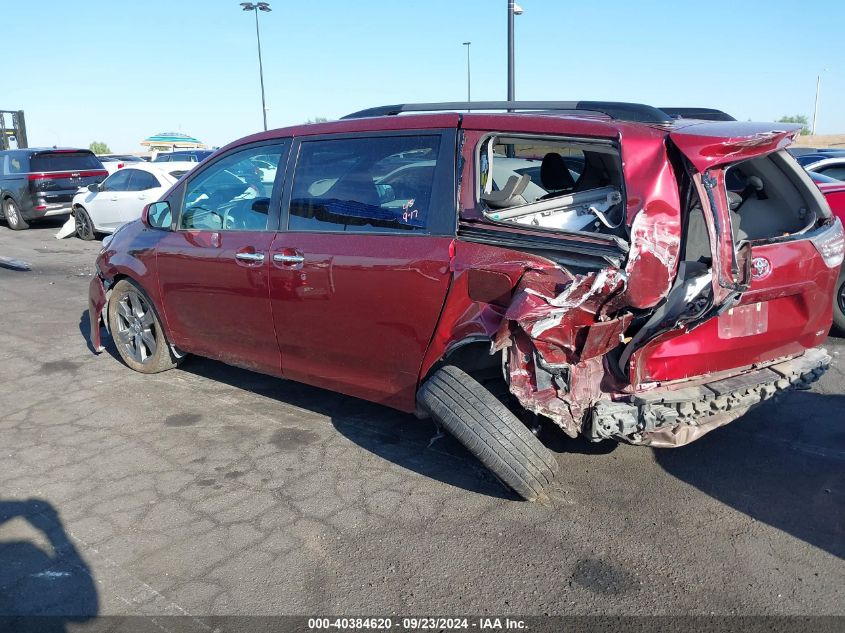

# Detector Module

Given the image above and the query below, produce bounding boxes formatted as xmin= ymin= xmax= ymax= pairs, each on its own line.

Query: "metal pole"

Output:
xmin=812 ymin=74 xmax=820 ymax=136
xmin=463 ymin=42 xmax=472 ymax=102
xmin=254 ymin=7 xmax=268 ymax=131
xmin=507 ymin=0 xmax=515 ymax=101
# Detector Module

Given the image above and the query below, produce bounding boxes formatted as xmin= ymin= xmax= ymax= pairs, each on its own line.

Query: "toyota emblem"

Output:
xmin=751 ymin=256 xmax=772 ymax=281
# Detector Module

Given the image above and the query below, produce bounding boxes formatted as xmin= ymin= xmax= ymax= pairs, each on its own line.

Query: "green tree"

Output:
xmin=776 ymin=115 xmax=811 ymax=135
xmin=89 ymin=141 xmax=111 ymax=154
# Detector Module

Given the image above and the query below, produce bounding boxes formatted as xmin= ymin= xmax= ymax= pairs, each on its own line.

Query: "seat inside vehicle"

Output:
xmin=478 ymin=135 xmax=625 ymax=236
xmin=725 ymin=151 xmax=821 ymax=241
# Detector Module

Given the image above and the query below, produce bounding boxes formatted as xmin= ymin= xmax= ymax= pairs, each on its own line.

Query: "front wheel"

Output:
xmin=107 ymin=279 xmax=180 ymax=373
xmin=833 ymin=271 xmax=845 ymax=336
xmin=74 ymin=206 xmax=96 ymax=240
xmin=3 ymin=198 xmax=28 ymax=230
xmin=418 ymin=365 xmax=559 ymax=501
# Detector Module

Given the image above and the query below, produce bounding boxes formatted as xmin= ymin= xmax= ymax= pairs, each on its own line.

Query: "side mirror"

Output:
xmin=142 ymin=201 xmax=172 ymax=230
xmin=88 ymin=183 xmax=100 ymax=193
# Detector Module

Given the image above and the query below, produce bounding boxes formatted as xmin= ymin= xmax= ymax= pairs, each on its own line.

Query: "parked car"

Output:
xmin=795 ymin=151 xmax=845 ymax=168
xmin=69 ymin=162 xmax=197 ymax=239
xmin=153 ymin=150 xmax=214 ymax=163
xmin=97 ymin=154 xmax=146 ymax=174
xmin=813 ymin=176 xmax=845 ymax=332
xmin=88 ymin=101 xmax=842 ymax=500
xmin=0 ymin=148 xmax=107 ymax=230
xmin=805 ymin=157 xmax=845 ymax=181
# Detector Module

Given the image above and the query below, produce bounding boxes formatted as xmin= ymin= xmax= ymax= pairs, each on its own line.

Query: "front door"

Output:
xmin=155 ymin=141 xmax=290 ymax=374
xmin=269 ymin=132 xmax=457 ymax=410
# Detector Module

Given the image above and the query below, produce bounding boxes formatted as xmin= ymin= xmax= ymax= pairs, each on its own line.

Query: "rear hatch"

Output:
xmin=28 ymin=150 xmax=108 ymax=209
xmin=628 ymin=122 xmax=843 ymax=386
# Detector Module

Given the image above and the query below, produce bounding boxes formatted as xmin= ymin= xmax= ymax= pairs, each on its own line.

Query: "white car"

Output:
xmin=65 ymin=162 xmax=196 ymax=239
xmin=805 ymin=157 xmax=845 ymax=181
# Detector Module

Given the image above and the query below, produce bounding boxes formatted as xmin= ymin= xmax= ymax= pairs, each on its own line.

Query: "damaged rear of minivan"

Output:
xmin=418 ymin=114 xmax=842 ymax=499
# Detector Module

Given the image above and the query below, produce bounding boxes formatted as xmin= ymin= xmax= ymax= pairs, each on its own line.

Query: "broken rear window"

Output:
xmin=476 ymin=136 xmax=625 ymax=237
xmin=723 ymin=151 xmax=825 ymax=242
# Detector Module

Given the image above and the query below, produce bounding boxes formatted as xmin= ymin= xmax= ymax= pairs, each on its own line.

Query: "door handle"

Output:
xmin=138 ymin=194 xmax=147 ymax=200
xmin=235 ymin=252 xmax=265 ymax=262
xmin=273 ymin=253 xmax=305 ymax=264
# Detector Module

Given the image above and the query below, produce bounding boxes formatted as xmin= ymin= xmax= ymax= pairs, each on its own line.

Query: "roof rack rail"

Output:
xmin=341 ymin=101 xmax=674 ymax=124
xmin=660 ymin=107 xmax=736 ymax=122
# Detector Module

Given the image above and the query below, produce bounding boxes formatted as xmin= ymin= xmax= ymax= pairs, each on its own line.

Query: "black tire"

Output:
xmin=3 ymin=198 xmax=28 ymax=230
xmin=418 ymin=365 xmax=559 ymax=501
xmin=74 ymin=206 xmax=96 ymax=240
xmin=833 ymin=271 xmax=845 ymax=336
xmin=107 ymin=279 xmax=180 ymax=374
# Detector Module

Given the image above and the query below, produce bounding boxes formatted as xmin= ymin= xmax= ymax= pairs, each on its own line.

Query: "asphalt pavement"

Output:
xmin=1 ymin=219 xmax=843 ymax=621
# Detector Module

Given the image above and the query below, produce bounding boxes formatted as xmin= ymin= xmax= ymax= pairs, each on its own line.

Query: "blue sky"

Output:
xmin=5 ymin=0 xmax=843 ymax=152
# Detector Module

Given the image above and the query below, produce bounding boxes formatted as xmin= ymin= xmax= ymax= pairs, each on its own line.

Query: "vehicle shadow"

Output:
xmin=0 ymin=498 xmax=98 ymax=632
xmin=653 ymin=392 xmax=845 ymax=559
xmin=79 ymin=310 xmax=121 ymax=361
xmin=178 ymin=356 xmax=516 ymax=500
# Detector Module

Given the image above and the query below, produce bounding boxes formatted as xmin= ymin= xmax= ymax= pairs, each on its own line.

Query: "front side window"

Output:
xmin=287 ymin=135 xmax=441 ymax=233
xmin=180 ymin=144 xmax=286 ymax=231
xmin=101 ymin=169 xmax=132 ymax=192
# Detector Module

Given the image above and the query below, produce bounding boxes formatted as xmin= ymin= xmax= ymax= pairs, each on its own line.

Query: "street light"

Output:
xmin=507 ymin=1 xmax=523 ymax=102
xmin=462 ymin=42 xmax=472 ymax=102
xmin=812 ymin=68 xmax=828 ymax=136
xmin=240 ymin=2 xmax=272 ymax=131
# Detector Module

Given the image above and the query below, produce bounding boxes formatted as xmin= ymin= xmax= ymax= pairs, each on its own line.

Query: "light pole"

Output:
xmin=812 ymin=69 xmax=828 ymax=136
xmin=507 ymin=1 xmax=523 ymax=102
xmin=240 ymin=2 xmax=271 ymax=131
xmin=462 ymin=42 xmax=472 ymax=102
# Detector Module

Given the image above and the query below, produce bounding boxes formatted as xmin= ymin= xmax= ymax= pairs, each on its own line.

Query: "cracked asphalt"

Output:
xmin=0 ymin=219 xmax=843 ymax=619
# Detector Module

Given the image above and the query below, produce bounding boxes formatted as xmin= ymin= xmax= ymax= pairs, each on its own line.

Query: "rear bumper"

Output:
xmin=591 ymin=348 xmax=831 ymax=447
xmin=23 ymin=201 xmax=73 ymax=220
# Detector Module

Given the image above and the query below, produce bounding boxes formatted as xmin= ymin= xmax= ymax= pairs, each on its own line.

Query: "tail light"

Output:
xmin=117 ymin=163 xmax=124 ymax=169
xmin=810 ymin=218 xmax=844 ymax=268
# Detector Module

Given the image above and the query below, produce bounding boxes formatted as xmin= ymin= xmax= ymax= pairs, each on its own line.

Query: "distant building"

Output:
xmin=140 ymin=132 xmax=206 ymax=153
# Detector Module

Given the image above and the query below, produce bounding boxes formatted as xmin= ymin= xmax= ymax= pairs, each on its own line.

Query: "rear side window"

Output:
xmin=287 ymin=135 xmax=441 ymax=233
xmin=30 ymin=152 xmax=102 ymax=172
xmin=476 ymin=135 xmax=625 ymax=236
xmin=127 ymin=170 xmax=160 ymax=191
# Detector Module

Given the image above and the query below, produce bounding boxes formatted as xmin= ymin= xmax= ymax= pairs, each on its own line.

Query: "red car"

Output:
xmin=88 ymin=101 xmax=843 ymax=500
xmin=814 ymin=175 xmax=845 ymax=332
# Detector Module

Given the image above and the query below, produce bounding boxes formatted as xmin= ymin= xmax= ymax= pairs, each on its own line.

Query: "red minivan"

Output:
xmin=89 ymin=102 xmax=843 ymax=500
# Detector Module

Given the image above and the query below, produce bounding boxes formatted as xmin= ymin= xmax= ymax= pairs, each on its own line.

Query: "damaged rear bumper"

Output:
xmin=591 ymin=348 xmax=831 ymax=447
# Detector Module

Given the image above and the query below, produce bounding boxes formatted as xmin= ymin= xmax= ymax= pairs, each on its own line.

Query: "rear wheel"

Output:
xmin=107 ymin=279 xmax=180 ymax=374
xmin=74 ymin=206 xmax=96 ymax=240
xmin=418 ymin=365 xmax=559 ymax=501
xmin=833 ymin=271 xmax=845 ymax=336
xmin=3 ymin=198 xmax=28 ymax=230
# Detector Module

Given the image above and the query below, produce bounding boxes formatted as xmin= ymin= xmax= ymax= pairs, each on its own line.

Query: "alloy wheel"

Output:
xmin=6 ymin=201 xmax=18 ymax=227
xmin=114 ymin=291 xmax=157 ymax=364
xmin=838 ymin=279 xmax=845 ymax=315
xmin=75 ymin=209 xmax=92 ymax=238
